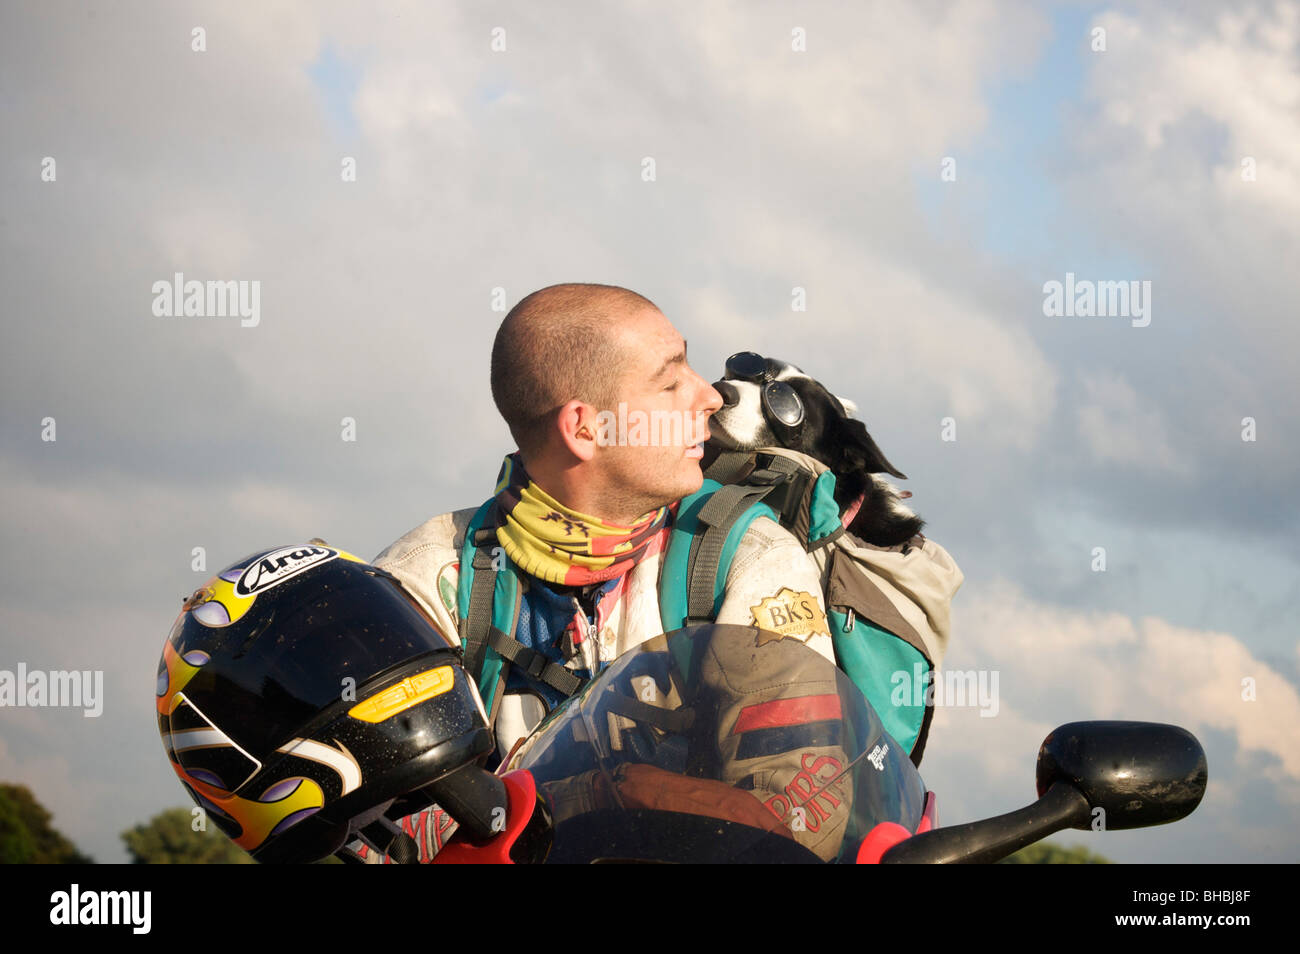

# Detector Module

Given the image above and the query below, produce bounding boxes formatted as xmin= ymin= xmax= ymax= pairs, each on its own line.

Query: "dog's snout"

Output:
xmin=713 ymin=380 xmax=739 ymax=408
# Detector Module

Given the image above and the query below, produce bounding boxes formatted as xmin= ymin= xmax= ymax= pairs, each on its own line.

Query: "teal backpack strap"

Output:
xmin=457 ymin=500 xmax=518 ymax=723
xmin=660 ymin=480 xmax=778 ymax=631
xmin=687 ymin=484 xmax=779 ymax=623
xmin=681 ymin=454 xmax=811 ymax=625
xmin=460 ymin=501 xmax=496 ymax=686
xmin=458 ymin=500 xmax=590 ymax=721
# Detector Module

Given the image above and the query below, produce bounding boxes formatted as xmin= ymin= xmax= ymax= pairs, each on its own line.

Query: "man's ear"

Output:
xmin=556 ymin=399 xmax=600 ymax=462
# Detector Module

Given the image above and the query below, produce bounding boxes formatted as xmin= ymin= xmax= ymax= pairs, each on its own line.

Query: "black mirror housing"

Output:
xmin=1037 ymin=721 xmax=1207 ymax=831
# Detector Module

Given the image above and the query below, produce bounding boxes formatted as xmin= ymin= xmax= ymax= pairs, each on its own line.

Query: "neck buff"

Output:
xmin=492 ymin=453 xmax=673 ymax=586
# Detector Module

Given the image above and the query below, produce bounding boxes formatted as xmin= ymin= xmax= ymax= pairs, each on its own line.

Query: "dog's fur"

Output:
xmin=706 ymin=358 xmax=924 ymax=547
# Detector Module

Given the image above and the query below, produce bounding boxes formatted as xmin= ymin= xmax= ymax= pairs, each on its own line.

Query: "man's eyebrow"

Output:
xmin=652 ymin=343 xmax=687 ymax=380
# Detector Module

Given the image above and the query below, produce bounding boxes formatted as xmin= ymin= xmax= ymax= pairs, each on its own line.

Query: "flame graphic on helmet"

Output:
xmin=183 ymin=574 xmax=258 ymax=628
xmin=178 ymin=770 xmax=326 ymax=852
xmin=161 ymin=695 xmax=329 ymax=851
xmin=156 ymin=640 xmax=208 ymax=716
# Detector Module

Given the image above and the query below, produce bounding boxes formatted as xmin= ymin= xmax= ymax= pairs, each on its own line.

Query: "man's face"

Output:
xmin=595 ymin=307 xmax=722 ymax=516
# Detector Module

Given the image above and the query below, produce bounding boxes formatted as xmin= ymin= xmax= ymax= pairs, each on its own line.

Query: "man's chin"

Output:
xmin=648 ymin=463 xmax=707 ymax=510
xmin=678 ymin=461 xmax=706 ymax=498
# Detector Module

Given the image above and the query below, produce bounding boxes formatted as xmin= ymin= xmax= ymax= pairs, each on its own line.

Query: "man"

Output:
xmin=373 ymin=283 xmax=835 ymax=760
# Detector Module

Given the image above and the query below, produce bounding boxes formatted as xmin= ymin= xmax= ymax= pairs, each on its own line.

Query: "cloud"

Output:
xmin=1068 ymin=1 xmax=1300 ymax=360
xmin=920 ymin=575 xmax=1300 ymax=859
xmin=694 ymin=220 xmax=1061 ymax=452
xmin=1075 ymin=369 xmax=1189 ymax=474
xmin=949 ymin=576 xmax=1300 ymax=784
xmin=1091 ymin=3 xmax=1300 ymax=215
xmin=926 ymin=695 xmax=1056 ymax=823
xmin=1135 ymin=616 xmax=1300 ymax=783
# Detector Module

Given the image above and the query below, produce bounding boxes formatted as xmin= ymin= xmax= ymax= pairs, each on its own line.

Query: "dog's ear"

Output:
xmin=831 ymin=415 xmax=908 ymax=480
xmin=837 ymin=396 xmax=859 ymax=419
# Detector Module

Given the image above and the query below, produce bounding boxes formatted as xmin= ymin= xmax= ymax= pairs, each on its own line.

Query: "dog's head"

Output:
xmin=707 ymin=355 xmax=923 ymax=546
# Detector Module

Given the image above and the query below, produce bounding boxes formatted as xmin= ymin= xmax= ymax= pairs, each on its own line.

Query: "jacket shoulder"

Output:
xmin=726 ymin=514 xmax=808 ymax=582
xmin=372 ymin=507 xmax=479 ymax=570
xmin=371 ymin=507 xmax=482 ymax=641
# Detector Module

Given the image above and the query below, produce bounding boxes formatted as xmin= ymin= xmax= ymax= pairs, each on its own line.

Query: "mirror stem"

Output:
xmin=881 ymin=782 xmax=1092 ymax=864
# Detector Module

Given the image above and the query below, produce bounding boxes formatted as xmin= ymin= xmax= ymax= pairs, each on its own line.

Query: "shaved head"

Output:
xmin=491 ymin=283 xmax=660 ymax=457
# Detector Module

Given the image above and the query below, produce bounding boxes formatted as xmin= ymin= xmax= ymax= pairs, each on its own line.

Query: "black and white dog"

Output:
xmin=706 ymin=355 xmax=924 ymax=548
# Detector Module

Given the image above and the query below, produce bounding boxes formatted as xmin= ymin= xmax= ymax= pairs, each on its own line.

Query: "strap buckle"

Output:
xmin=523 ymin=651 xmax=547 ymax=680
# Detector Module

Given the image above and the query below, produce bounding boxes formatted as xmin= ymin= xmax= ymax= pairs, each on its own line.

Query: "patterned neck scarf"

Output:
xmin=492 ymin=453 xmax=673 ymax=586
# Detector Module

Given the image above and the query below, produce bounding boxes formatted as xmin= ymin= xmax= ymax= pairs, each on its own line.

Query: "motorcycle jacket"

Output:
xmin=373 ymin=499 xmax=834 ymax=757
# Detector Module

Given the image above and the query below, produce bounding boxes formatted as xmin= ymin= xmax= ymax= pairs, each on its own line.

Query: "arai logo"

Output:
xmin=235 ymin=546 xmax=338 ymax=596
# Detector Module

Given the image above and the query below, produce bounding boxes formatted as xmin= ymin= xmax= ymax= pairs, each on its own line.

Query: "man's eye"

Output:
xmin=664 ymin=381 xmax=679 ymax=391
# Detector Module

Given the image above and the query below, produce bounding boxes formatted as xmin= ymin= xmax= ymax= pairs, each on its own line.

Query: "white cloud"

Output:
xmin=1075 ymin=369 xmax=1190 ymax=474
xmin=1091 ymin=3 xmax=1300 ymax=217
xmin=919 ymin=576 xmax=1300 ymax=859
xmin=951 ymin=577 xmax=1300 ymax=785
xmin=684 ymin=0 xmax=1049 ymax=159
xmin=699 ymin=214 xmax=1060 ymax=452
xmin=1135 ymin=616 xmax=1300 ymax=784
xmin=926 ymin=697 xmax=1056 ymax=822
xmin=1068 ymin=0 xmax=1300 ymax=374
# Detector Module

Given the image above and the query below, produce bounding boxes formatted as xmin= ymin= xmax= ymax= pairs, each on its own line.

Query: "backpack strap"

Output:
xmin=458 ymin=501 xmax=512 ymax=724
xmin=458 ymin=501 xmax=589 ymax=722
xmin=686 ymin=482 xmax=779 ymax=624
xmin=460 ymin=512 xmax=499 ymax=692
xmin=681 ymin=453 xmax=820 ymax=623
xmin=660 ymin=479 xmax=778 ymax=631
xmin=740 ymin=454 xmax=810 ymax=524
xmin=482 ymin=628 xmax=587 ymax=697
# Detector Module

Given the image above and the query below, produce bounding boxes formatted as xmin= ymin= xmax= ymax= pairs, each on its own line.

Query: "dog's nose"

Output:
xmin=713 ymin=380 xmax=739 ymax=408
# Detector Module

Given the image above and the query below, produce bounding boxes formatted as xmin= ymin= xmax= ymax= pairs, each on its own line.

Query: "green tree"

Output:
xmin=122 ymin=807 xmax=344 ymax=863
xmin=999 ymin=840 xmax=1112 ymax=864
xmin=122 ymin=807 xmax=256 ymax=864
xmin=0 ymin=783 xmax=93 ymax=864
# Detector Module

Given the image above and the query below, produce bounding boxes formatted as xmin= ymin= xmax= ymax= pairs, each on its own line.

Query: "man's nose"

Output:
xmin=697 ymin=374 xmax=724 ymax=415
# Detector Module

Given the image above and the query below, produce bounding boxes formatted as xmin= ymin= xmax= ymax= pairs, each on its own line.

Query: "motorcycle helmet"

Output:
xmin=156 ymin=543 xmax=496 ymax=863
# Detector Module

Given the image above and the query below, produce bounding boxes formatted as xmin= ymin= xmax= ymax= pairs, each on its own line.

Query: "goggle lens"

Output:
xmin=724 ymin=351 xmax=768 ymax=382
xmin=764 ymin=382 xmax=804 ymax=427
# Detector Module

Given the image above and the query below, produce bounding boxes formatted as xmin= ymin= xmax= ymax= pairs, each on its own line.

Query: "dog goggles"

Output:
xmin=723 ymin=352 xmax=805 ymax=436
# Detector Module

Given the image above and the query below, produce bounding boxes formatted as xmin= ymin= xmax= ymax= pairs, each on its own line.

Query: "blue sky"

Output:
xmin=308 ymin=42 xmax=361 ymax=139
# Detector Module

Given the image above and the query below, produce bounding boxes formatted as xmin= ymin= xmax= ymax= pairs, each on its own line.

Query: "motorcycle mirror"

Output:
xmin=1036 ymin=720 xmax=1207 ymax=830
xmin=881 ymin=720 xmax=1207 ymax=864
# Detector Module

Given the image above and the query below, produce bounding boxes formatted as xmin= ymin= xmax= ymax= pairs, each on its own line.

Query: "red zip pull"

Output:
xmin=569 ymin=597 xmax=588 ymax=646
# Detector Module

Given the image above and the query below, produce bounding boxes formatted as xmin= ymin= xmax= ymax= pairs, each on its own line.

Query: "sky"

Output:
xmin=1 ymin=0 xmax=1297 ymax=864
